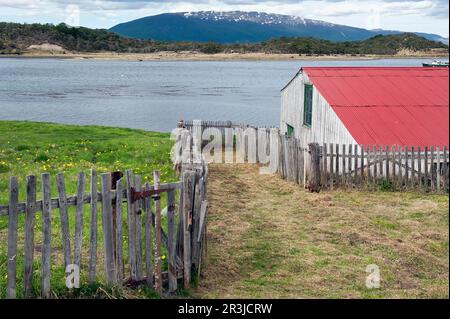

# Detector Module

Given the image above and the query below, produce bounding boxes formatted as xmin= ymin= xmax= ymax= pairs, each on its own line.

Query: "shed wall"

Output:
xmin=280 ymin=71 xmax=357 ymax=148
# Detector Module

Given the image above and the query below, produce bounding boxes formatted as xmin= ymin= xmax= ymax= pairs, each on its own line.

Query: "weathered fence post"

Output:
xmin=89 ymin=169 xmax=98 ymax=284
xmin=41 ymin=173 xmax=52 ymax=299
xmin=7 ymin=176 xmax=19 ymax=299
xmin=308 ymin=143 xmax=321 ymax=193
xmin=115 ymin=177 xmax=124 ymax=283
xmin=424 ymin=147 xmax=429 ymax=191
xmin=56 ymin=173 xmax=72 ymax=269
xmin=125 ymin=170 xmax=137 ymax=281
xmin=101 ymin=173 xmax=116 ymax=285
xmin=430 ymin=146 xmax=436 ymax=191
xmin=418 ymin=147 xmax=422 ymax=189
xmin=154 ymin=171 xmax=163 ymax=294
xmin=329 ymin=144 xmax=334 ymax=190
xmin=322 ymin=143 xmax=328 ymax=188
xmin=182 ymin=170 xmax=195 ymax=288
xmin=167 ymin=189 xmax=177 ymax=292
xmin=144 ymin=182 xmax=153 ymax=288
xmin=360 ymin=145 xmax=365 ymax=186
xmin=74 ymin=172 xmax=85 ymax=270
xmin=436 ymin=147 xmax=441 ymax=192
xmin=135 ymin=175 xmax=143 ymax=281
xmin=335 ymin=144 xmax=340 ymax=187
xmin=24 ymin=175 xmax=37 ymax=298
xmin=442 ymin=146 xmax=448 ymax=192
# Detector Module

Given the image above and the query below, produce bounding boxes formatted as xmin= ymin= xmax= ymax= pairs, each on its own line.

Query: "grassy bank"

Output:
xmin=195 ymin=163 xmax=449 ymax=298
xmin=0 ymin=121 xmax=176 ymax=298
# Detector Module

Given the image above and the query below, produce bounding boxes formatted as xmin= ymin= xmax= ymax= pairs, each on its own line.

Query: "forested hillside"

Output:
xmin=0 ymin=22 xmax=447 ymax=55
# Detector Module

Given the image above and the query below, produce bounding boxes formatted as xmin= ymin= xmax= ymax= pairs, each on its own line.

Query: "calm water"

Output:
xmin=0 ymin=58 xmax=445 ymax=132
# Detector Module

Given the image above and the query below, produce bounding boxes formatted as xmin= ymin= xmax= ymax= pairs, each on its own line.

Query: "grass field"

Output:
xmin=194 ymin=163 xmax=449 ymax=298
xmin=0 ymin=121 xmax=176 ymax=298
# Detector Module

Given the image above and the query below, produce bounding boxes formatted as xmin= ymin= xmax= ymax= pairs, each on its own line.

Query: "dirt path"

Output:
xmin=192 ymin=163 xmax=449 ymax=298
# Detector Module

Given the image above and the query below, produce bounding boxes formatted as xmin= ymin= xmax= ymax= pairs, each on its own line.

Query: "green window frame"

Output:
xmin=303 ymin=84 xmax=313 ymax=127
xmin=287 ymin=124 xmax=294 ymax=137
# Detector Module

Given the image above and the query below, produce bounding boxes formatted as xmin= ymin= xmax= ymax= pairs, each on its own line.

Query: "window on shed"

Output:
xmin=286 ymin=124 xmax=294 ymax=137
xmin=303 ymin=84 xmax=313 ymax=127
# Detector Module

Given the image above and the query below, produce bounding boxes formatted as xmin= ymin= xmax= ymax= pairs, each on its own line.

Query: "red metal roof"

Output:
xmin=302 ymin=67 xmax=449 ymax=147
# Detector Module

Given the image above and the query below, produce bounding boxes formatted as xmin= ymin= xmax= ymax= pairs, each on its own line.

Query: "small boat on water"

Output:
xmin=422 ymin=60 xmax=449 ymax=67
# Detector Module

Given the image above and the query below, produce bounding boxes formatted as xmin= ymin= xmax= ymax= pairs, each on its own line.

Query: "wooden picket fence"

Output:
xmin=316 ymin=143 xmax=449 ymax=192
xmin=177 ymin=120 xmax=449 ymax=193
xmin=247 ymin=133 xmax=450 ymax=193
xmin=0 ymin=163 xmax=208 ymax=299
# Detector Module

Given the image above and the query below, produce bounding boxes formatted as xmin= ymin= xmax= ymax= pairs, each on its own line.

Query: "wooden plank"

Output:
xmin=196 ymin=197 xmax=208 ymax=279
xmin=398 ymin=146 xmax=403 ymax=188
xmin=192 ymin=172 xmax=203 ymax=270
xmin=41 ymin=173 xmax=52 ymax=299
xmin=411 ymin=147 xmax=416 ymax=187
xmin=329 ymin=144 xmax=334 ymax=190
xmin=342 ymin=144 xmax=346 ymax=185
xmin=135 ymin=175 xmax=143 ymax=281
xmin=101 ymin=173 xmax=116 ymax=285
xmin=308 ymin=143 xmax=321 ymax=192
xmin=88 ymin=169 xmax=98 ymax=284
xmin=436 ymin=147 xmax=441 ymax=192
xmin=323 ymin=143 xmax=328 ymax=188
xmin=23 ymin=175 xmax=37 ymax=298
xmin=7 ymin=176 xmax=19 ymax=299
xmin=365 ymin=146 xmax=370 ymax=185
xmin=335 ymin=144 xmax=339 ymax=186
xmin=385 ymin=146 xmax=390 ymax=183
xmin=125 ymin=170 xmax=136 ymax=281
xmin=293 ymin=139 xmax=299 ymax=184
xmin=116 ymin=178 xmax=124 ymax=283
xmin=176 ymin=179 xmax=184 ymax=272
xmin=354 ymin=145 xmax=358 ymax=183
xmin=443 ymin=146 xmax=448 ymax=192
xmin=360 ymin=145 xmax=365 ymax=185
xmin=347 ymin=144 xmax=352 ymax=185
xmin=424 ymin=147 xmax=429 ymax=191
xmin=154 ymin=171 xmax=163 ymax=294
xmin=405 ymin=146 xmax=410 ymax=186
xmin=373 ymin=146 xmax=378 ymax=183
xmin=430 ymin=146 xmax=435 ymax=191
xmin=197 ymin=201 xmax=208 ymax=242
xmin=378 ymin=146 xmax=383 ymax=179
xmin=418 ymin=147 xmax=422 ymax=189
xmin=298 ymin=145 xmax=305 ymax=187
xmin=391 ymin=146 xmax=397 ymax=188
xmin=182 ymin=170 xmax=194 ymax=288
xmin=74 ymin=172 xmax=85 ymax=269
xmin=167 ymin=189 xmax=177 ymax=292
xmin=56 ymin=173 xmax=72 ymax=268
xmin=144 ymin=183 xmax=153 ymax=288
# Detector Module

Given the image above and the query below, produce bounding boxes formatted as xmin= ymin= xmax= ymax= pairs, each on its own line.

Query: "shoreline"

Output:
xmin=1 ymin=51 xmax=448 ymax=61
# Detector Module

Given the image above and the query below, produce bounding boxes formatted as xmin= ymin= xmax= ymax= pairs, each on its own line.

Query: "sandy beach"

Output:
xmin=1 ymin=50 xmax=448 ymax=61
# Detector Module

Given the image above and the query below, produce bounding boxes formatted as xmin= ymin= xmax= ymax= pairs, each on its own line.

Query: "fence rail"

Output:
xmin=1 ymin=163 xmax=208 ymax=299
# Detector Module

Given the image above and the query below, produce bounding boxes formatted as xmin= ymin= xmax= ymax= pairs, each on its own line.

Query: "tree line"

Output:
xmin=0 ymin=22 xmax=447 ymax=55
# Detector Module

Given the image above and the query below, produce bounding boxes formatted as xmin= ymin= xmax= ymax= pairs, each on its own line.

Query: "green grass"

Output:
xmin=0 ymin=120 xmax=177 ymax=298
xmin=194 ymin=163 xmax=449 ymax=299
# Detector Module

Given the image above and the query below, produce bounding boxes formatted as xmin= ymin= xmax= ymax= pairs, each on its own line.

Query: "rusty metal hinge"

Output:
xmin=130 ymin=187 xmax=176 ymax=203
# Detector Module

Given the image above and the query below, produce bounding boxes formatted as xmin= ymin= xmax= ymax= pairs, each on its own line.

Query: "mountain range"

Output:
xmin=110 ymin=11 xmax=449 ymax=44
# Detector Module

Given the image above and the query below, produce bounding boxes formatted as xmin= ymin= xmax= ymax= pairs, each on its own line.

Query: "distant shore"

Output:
xmin=1 ymin=50 xmax=449 ymax=61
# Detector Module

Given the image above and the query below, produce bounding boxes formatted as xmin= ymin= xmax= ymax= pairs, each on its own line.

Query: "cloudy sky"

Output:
xmin=0 ymin=0 xmax=448 ymax=37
